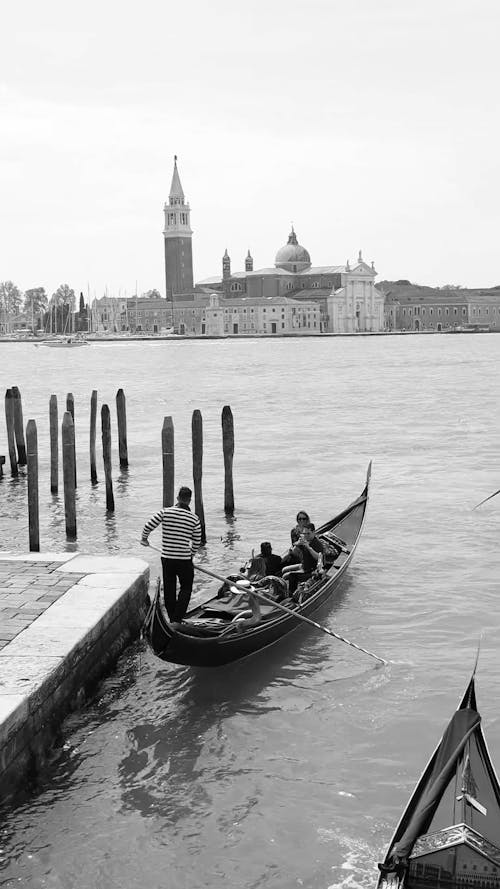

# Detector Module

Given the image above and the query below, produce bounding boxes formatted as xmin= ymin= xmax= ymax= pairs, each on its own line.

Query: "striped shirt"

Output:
xmin=142 ymin=504 xmax=202 ymax=559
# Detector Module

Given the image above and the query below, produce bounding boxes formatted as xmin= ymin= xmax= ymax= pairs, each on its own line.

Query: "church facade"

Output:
xmin=163 ymin=158 xmax=384 ymax=333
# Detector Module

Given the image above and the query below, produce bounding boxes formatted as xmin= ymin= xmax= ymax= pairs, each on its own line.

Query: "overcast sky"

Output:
xmin=2 ymin=0 xmax=500 ymax=297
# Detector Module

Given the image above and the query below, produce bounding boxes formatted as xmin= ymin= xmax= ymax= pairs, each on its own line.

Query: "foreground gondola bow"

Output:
xmin=377 ymin=673 xmax=500 ymax=889
xmin=143 ymin=462 xmax=372 ymax=667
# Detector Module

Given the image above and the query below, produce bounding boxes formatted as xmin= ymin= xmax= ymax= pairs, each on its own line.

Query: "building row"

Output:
xmin=157 ymin=157 xmax=500 ymax=335
xmin=90 ymin=280 xmax=500 ymax=336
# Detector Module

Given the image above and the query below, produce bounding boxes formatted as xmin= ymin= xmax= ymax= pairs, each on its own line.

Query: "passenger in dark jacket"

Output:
xmin=260 ymin=541 xmax=282 ymax=577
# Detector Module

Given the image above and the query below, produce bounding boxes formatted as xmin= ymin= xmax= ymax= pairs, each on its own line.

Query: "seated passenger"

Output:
xmin=260 ymin=541 xmax=282 ymax=577
xmin=283 ymin=522 xmax=324 ymax=595
xmin=245 ymin=555 xmax=267 ymax=583
xmin=290 ymin=511 xmax=310 ymax=545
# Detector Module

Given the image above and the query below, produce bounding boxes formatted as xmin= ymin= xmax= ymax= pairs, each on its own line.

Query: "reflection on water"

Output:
xmin=1 ymin=336 xmax=500 ymax=889
xmin=220 ymin=514 xmax=241 ymax=549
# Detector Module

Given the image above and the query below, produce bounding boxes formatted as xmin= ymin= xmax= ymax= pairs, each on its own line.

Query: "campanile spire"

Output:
xmin=163 ymin=156 xmax=194 ymax=296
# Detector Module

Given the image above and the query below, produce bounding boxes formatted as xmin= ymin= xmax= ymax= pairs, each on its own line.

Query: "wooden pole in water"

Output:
xmin=4 ymin=389 xmax=18 ymax=477
xmin=101 ymin=404 xmax=114 ymax=511
xmin=62 ymin=411 xmax=77 ymax=539
xmin=90 ymin=389 xmax=98 ymax=484
xmin=192 ymin=409 xmax=206 ymax=544
xmin=222 ymin=405 xmax=235 ymax=515
xmin=162 ymin=416 xmax=175 ymax=507
xmin=11 ymin=387 xmax=27 ymax=465
xmin=66 ymin=393 xmax=77 ymax=488
xmin=49 ymin=394 xmax=58 ymax=494
xmin=26 ymin=419 xmax=40 ymax=552
xmin=116 ymin=388 xmax=128 ymax=469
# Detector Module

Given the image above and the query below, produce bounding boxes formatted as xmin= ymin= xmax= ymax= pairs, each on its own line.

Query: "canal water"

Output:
xmin=1 ymin=334 xmax=500 ymax=889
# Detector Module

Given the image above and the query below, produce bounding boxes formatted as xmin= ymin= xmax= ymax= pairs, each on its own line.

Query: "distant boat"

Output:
xmin=36 ymin=337 xmax=90 ymax=348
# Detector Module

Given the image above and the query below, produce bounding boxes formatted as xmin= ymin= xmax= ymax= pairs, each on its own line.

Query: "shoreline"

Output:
xmin=0 ymin=329 xmax=497 ymax=344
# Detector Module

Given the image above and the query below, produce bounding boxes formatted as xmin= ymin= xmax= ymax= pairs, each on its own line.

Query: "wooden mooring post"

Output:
xmin=101 ymin=404 xmax=114 ymax=511
xmin=116 ymin=388 xmax=129 ymax=469
xmin=222 ymin=405 xmax=235 ymax=515
xmin=11 ymin=387 xmax=27 ymax=465
xmin=62 ymin=412 xmax=77 ymax=539
xmin=26 ymin=419 xmax=40 ymax=552
xmin=162 ymin=416 xmax=175 ymax=507
xmin=4 ymin=389 xmax=18 ymax=477
xmin=192 ymin=409 xmax=206 ymax=544
xmin=0 ymin=456 xmax=5 ymax=479
xmin=49 ymin=394 xmax=58 ymax=494
xmin=66 ymin=393 xmax=77 ymax=488
xmin=90 ymin=389 xmax=98 ymax=484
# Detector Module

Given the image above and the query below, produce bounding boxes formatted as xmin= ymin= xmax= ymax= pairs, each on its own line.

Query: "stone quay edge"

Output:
xmin=0 ymin=552 xmax=150 ymax=804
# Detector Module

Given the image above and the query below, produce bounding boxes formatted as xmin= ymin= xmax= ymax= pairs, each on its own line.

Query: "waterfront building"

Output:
xmin=125 ymin=292 xmax=320 ymax=336
xmin=91 ymin=296 xmax=129 ymax=333
xmin=197 ymin=232 xmax=383 ymax=333
xmin=126 ymin=297 xmax=173 ymax=334
xmin=381 ymin=282 xmax=500 ymax=332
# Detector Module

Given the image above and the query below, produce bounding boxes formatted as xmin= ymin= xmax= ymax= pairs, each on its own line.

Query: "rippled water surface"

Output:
xmin=1 ymin=335 xmax=500 ymax=889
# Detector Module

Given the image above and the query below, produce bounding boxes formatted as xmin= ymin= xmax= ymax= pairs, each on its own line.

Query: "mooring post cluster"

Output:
xmin=2 ymin=386 xmax=130 ymax=550
xmin=2 ymin=388 xmax=234 ymax=551
xmin=160 ymin=404 xmax=235 ymax=544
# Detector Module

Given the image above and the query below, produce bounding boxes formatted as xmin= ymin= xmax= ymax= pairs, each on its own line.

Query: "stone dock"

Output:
xmin=0 ymin=552 xmax=149 ymax=802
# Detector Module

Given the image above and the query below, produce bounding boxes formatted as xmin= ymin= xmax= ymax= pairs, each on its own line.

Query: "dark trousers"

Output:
xmin=161 ymin=557 xmax=194 ymax=622
xmin=288 ymin=571 xmax=310 ymax=595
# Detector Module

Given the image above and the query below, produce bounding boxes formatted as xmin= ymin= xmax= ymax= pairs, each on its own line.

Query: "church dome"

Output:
xmin=275 ymin=227 xmax=311 ymax=272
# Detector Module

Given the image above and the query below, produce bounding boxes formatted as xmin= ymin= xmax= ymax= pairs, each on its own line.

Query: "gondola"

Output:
xmin=143 ymin=462 xmax=372 ymax=667
xmin=377 ymin=671 xmax=500 ymax=889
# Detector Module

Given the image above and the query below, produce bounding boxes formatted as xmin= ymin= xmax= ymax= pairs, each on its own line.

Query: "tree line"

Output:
xmin=0 ymin=282 xmax=90 ymax=334
xmin=0 ymin=282 xmax=166 ymax=335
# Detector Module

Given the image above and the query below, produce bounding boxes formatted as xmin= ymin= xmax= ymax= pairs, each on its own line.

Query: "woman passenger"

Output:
xmin=290 ymin=511 xmax=310 ymax=545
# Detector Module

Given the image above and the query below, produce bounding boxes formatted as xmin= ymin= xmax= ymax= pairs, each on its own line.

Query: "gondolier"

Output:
xmin=141 ymin=486 xmax=202 ymax=623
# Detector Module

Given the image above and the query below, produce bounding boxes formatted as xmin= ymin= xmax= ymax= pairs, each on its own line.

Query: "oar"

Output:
xmin=193 ymin=562 xmax=389 ymax=666
xmin=472 ymin=488 xmax=500 ymax=510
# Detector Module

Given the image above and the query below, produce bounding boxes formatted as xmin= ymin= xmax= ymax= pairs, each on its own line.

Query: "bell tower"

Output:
xmin=163 ymin=156 xmax=194 ymax=297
